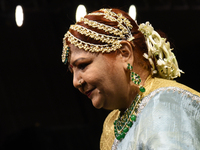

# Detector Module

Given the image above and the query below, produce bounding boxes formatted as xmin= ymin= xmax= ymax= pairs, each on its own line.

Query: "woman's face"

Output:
xmin=69 ymin=44 xmax=130 ymax=110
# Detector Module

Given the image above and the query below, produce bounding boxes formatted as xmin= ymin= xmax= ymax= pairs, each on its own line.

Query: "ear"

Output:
xmin=118 ymin=40 xmax=134 ymax=64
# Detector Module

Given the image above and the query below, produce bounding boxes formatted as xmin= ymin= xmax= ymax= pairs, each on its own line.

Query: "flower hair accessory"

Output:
xmin=138 ymin=22 xmax=184 ymax=79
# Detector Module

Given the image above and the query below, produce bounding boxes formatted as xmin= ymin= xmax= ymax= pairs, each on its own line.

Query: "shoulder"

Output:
xmin=144 ymin=77 xmax=200 ymax=98
xmin=155 ymin=78 xmax=200 ymax=96
xmin=134 ymin=87 xmax=200 ymax=149
xmin=139 ymin=86 xmax=200 ymax=115
xmin=100 ymin=110 xmax=119 ymax=150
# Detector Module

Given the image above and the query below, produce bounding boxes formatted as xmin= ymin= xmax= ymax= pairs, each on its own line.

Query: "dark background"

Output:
xmin=0 ymin=0 xmax=200 ymax=149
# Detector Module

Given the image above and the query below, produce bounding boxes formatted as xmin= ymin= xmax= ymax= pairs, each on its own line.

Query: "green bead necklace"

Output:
xmin=114 ymin=94 xmax=142 ymax=141
xmin=113 ymin=63 xmax=146 ymax=141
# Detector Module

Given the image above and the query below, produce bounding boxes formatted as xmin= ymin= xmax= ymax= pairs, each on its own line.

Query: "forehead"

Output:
xmin=69 ymin=44 xmax=85 ymax=55
xmin=68 ymin=44 xmax=119 ymax=66
xmin=69 ymin=44 xmax=95 ymax=63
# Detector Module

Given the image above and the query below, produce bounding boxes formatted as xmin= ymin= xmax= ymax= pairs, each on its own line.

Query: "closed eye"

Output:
xmin=78 ymin=63 xmax=89 ymax=70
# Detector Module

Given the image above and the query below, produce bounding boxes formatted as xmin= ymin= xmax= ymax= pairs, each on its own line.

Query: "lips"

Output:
xmin=85 ymin=88 xmax=95 ymax=97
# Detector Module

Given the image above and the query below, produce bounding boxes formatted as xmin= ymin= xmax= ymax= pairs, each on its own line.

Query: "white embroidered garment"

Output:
xmin=112 ymin=87 xmax=200 ymax=150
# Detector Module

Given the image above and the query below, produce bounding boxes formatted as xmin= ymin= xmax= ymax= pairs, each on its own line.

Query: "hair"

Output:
xmin=66 ymin=8 xmax=151 ymax=71
xmin=64 ymin=8 xmax=183 ymax=79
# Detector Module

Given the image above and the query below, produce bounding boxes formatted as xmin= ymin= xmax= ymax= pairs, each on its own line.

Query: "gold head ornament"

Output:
xmin=62 ymin=8 xmax=184 ymax=80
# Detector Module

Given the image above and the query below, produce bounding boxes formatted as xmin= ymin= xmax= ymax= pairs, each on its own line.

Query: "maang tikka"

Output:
xmin=127 ymin=63 xmax=145 ymax=93
xmin=62 ymin=45 xmax=70 ymax=65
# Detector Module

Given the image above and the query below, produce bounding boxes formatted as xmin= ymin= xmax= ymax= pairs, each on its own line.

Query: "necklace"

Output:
xmin=114 ymin=94 xmax=141 ymax=141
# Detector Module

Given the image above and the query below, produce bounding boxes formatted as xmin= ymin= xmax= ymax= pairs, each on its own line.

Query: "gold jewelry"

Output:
xmin=70 ymin=24 xmax=121 ymax=43
xmin=88 ymin=9 xmax=133 ymax=35
xmin=62 ymin=37 xmax=70 ymax=64
xmin=114 ymin=94 xmax=141 ymax=140
xmin=62 ymin=8 xmax=135 ymax=57
xmin=79 ymin=17 xmax=125 ymax=38
xmin=65 ymin=31 xmax=122 ymax=53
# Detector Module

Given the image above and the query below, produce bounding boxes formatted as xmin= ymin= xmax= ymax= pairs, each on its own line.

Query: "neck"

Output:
xmin=133 ymin=63 xmax=150 ymax=86
xmin=122 ymin=67 xmax=150 ymax=112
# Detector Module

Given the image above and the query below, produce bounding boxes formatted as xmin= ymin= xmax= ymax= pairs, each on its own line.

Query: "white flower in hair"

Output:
xmin=139 ymin=22 xmax=184 ymax=79
xmin=139 ymin=22 xmax=153 ymax=37
xmin=157 ymin=59 xmax=165 ymax=66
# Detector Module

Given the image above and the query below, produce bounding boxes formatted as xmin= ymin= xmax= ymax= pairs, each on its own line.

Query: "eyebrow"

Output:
xmin=72 ymin=58 xmax=86 ymax=66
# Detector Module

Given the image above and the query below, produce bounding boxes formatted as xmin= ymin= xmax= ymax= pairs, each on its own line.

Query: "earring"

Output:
xmin=62 ymin=46 xmax=70 ymax=65
xmin=127 ymin=63 xmax=145 ymax=93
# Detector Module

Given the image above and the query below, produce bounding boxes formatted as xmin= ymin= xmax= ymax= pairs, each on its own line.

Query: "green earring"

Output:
xmin=63 ymin=46 xmax=70 ymax=65
xmin=127 ymin=63 xmax=145 ymax=93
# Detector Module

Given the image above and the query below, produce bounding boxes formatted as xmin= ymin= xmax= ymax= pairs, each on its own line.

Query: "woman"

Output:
xmin=62 ymin=8 xmax=200 ymax=150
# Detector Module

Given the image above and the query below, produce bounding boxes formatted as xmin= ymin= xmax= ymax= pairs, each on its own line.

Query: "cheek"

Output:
xmin=85 ymin=67 xmax=103 ymax=84
xmin=84 ymin=56 xmax=119 ymax=87
xmin=85 ymin=68 xmax=109 ymax=90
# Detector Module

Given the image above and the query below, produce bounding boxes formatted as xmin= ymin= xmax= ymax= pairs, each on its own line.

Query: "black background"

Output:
xmin=1 ymin=0 xmax=200 ymax=149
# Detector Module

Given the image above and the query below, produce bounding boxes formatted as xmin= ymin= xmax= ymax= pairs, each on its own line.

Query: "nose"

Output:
xmin=73 ymin=71 xmax=81 ymax=89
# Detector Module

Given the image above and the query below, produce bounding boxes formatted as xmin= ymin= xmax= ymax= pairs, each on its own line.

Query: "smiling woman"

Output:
xmin=61 ymin=8 xmax=200 ymax=150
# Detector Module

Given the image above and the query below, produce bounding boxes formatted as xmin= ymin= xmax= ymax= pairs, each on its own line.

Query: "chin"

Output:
xmin=92 ymin=103 xmax=103 ymax=109
xmin=91 ymin=98 xmax=103 ymax=109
